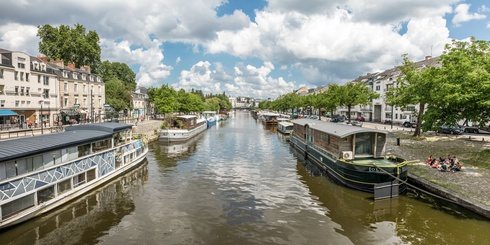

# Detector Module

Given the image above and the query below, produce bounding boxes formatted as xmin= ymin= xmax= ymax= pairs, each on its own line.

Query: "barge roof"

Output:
xmin=0 ymin=123 xmax=133 ymax=162
xmin=292 ymin=119 xmax=387 ymax=138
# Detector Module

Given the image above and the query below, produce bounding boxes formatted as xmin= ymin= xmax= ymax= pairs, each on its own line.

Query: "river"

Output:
xmin=1 ymin=111 xmax=489 ymax=244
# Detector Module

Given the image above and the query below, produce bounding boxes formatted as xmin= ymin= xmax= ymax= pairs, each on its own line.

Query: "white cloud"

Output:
xmin=487 ymin=21 xmax=490 ymax=28
xmin=176 ymin=57 xmax=181 ymax=65
xmin=101 ymin=38 xmax=173 ymax=88
xmin=452 ymin=4 xmax=486 ymax=26
xmin=0 ymin=23 xmax=39 ymax=54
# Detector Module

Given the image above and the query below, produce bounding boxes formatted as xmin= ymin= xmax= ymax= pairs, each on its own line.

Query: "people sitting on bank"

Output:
xmin=437 ymin=161 xmax=449 ymax=172
xmin=427 ymin=155 xmax=434 ymax=165
xmin=451 ymin=162 xmax=462 ymax=173
xmin=431 ymin=159 xmax=440 ymax=168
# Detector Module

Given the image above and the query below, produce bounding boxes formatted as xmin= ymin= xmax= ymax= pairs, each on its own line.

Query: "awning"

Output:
xmin=0 ymin=109 xmax=18 ymax=116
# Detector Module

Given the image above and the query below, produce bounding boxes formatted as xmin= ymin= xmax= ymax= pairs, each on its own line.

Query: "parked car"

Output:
xmin=463 ymin=127 xmax=479 ymax=134
xmin=403 ymin=121 xmax=416 ymax=128
xmin=309 ymin=115 xmax=319 ymax=120
xmin=384 ymin=119 xmax=392 ymax=124
xmin=351 ymin=120 xmax=363 ymax=127
xmin=355 ymin=116 xmax=365 ymax=122
xmin=439 ymin=125 xmax=464 ymax=135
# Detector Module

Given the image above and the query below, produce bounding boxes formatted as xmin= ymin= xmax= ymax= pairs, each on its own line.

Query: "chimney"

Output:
xmin=68 ymin=62 xmax=76 ymax=70
xmin=37 ymin=55 xmax=48 ymax=63
xmin=81 ymin=65 xmax=91 ymax=73
xmin=425 ymin=55 xmax=432 ymax=61
xmin=54 ymin=59 xmax=64 ymax=68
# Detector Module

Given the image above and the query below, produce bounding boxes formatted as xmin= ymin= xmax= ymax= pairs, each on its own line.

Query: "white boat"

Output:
xmin=159 ymin=115 xmax=207 ymax=142
xmin=259 ymin=113 xmax=280 ymax=125
xmin=277 ymin=121 xmax=294 ymax=134
xmin=202 ymin=111 xmax=219 ymax=128
xmin=0 ymin=123 xmax=148 ymax=229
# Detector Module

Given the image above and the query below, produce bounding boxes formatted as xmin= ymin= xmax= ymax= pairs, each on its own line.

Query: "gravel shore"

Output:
xmin=385 ymin=131 xmax=490 ymax=208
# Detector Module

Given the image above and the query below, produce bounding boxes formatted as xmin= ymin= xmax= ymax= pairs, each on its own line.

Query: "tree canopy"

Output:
xmin=37 ymin=24 xmax=101 ymax=72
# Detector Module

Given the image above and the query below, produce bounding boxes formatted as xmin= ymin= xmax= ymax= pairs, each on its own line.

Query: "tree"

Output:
xmin=317 ymin=84 xmax=343 ymax=119
xmin=99 ymin=61 xmax=137 ymax=91
xmin=429 ymin=38 xmax=490 ymax=128
xmin=37 ymin=24 xmax=101 ymax=71
xmin=147 ymin=85 xmax=178 ymax=115
xmin=105 ymin=78 xmax=132 ymax=112
xmin=339 ymin=82 xmax=379 ymax=123
xmin=386 ymin=54 xmax=438 ymax=136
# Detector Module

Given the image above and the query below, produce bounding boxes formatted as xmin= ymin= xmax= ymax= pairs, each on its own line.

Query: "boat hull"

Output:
xmin=0 ymin=144 xmax=148 ymax=230
xmin=159 ymin=123 xmax=207 ymax=142
xmin=290 ymin=135 xmax=408 ymax=193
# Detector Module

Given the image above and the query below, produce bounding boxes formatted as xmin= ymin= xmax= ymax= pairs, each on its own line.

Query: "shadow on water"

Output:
xmin=0 ymin=162 xmax=149 ymax=245
xmin=290 ymin=144 xmax=490 ymax=244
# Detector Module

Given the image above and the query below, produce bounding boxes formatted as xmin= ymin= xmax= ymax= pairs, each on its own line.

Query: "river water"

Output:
xmin=1 ymin=111 xmax=489 ymax=244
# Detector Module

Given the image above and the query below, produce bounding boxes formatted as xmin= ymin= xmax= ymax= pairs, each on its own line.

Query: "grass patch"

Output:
xmin=461 ymin=149 xmax=490 ymax=170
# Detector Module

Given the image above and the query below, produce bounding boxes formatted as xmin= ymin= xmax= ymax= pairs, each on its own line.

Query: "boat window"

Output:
xmin=0 ymin=162 xmax=6 ymax=180
xmin=5 ymin=161 xmax=17 ymax=178
xmin=33 ymin=155 xmax=43 ymax=170
xmin=73 ymin=173 xmax=86 ymax=187
xmin=355 ymin=133 xmax=373 ymax=155
xmin=66 ymin=146 xmax=78 ymax=161
xmin=1 ymin=193 xmax=35 ymax=219
xmin=16 ymin=159 xmax=28 ymax=175
xmin=57 ymin=179 xmax=71 ymax=194
xmin=87 ymin=169 xmax=96 ymax=182
xmin=78 ymin=144 xmax=91 ymax=158
xmin=37 ymin=186 xmax=55 ymax=204
xmin=92 ymin=139 xmax=110 ymax=153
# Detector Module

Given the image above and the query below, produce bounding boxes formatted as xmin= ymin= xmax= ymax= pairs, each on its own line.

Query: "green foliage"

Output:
xmin=105 ymin=78 xmax=131 ymax=111
xmin=148 ymin=85 xmax=178 ymax=114
xmin=37 ymin=24 xmax=101 ymax=71
xmin=99 ymin=61 xmax=136 ymax=91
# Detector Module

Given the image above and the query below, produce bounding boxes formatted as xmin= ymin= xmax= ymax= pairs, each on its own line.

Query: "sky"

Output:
xmin=1 ymin=0 xmax=489 ymax=100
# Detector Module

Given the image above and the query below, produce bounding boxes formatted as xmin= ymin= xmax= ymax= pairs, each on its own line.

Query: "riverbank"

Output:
xmin=132 ymin=119 xmax=162 ymax=142
xmin=385 ymin=131 xmax=490 ymax=219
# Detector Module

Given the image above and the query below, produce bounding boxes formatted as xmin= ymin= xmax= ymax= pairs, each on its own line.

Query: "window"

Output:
xmin=43 ymin=89 xmax=49 ymax=99
xmin=90 ymin=75 xmax=94 ymax=81
xmin=43 ymin=76 xmax=49 ymax=85
xmin=27 ymin=101 xmax=30 ymax=107
xmin=20 ymin=72 xmax=24 ymax=81
xmin=37 ymin=186 xmax=55 ymax=204
xmin=57 ymin=179 xmax=71 ymax=194
xmin=73 ymin=72 xmax=78 ymax=79
xmin=0 ymin=100 xmax=4 ymax=108
xmin=17 ymin=60 xmax=26 ymax=69
xmin=0 ymin=85 xmax=3 ymax=94
xmin=64 ymin=83 xmax=68 ymax=92
xmin=73 ymin=173 xmax=86 ymax=187
xmin=99 ymin=99 xmax=102 ymax=107
xmin=0 ymin=69 xmax=3 ymax=79
xmin=41 ymin=64 xmax=46 ymax=71
xmin=64 ymin=98 xmax=68 ymax=107
xmin=26 ymin=73 xmax=29 ymax=82
xmin=38 ymin=75 xmax=41 ymax=83
xmin=21 ymin=101 xmax=25 ymax=106
xmin=63 ymin=71 xmax=68 ymax=78
xmin=1 ymin=194 xmax=35 ymax=219
xmin=34 ymin=63 xmax=39 ymax=70
xmin=83 ymin=98 xmax=87 ymax=107
xmin=15 ymin=86 xmax=19 ymax=95
xmin=15 ymin=71 xmax=18 ymax=80
xmin=376 ymin=85 xmax=380 ymax=91
xmin=74 ymin=84 xmax=78 ymax=92
xmin=75 ymin=98 xmax=79 ymax=105
xmin=98 ymin=85 xmax=101 ymax=94
xmin=78 ymin=144 xmax=91 ymax=157
xmin=20 ymin=87 xmax=24 ymax=96
xmin=26 ymin=87 xmax=30 ymax=96
xmin=87 ymin=169 xmax=96 ymax=182
xmin=83 ymin=85 xmax=86 ymax=93
xmin=15 ymin=101 xmax=19 ymax=107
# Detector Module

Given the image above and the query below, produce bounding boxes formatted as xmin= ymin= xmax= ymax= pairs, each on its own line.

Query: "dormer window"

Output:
xmin=34 ymin=62 xmax=39 ymax=70
xmin=17 ymin=57 xmax=26 ymax=69
xmin=90 ymin=75 xmax=94 ymax=81
xmin=82 ymin=74 xmax=86 ymax=80
xmin=63 ymin=71 xmax=69 ymax=78
xmin=73 ymin=72 xmax=78 ymax=79
xmin=41 ymin=64 xmax=46 ymax=71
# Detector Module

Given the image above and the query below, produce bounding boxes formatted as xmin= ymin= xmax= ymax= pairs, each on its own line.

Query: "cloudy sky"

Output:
xmin=1 ymin=0 xmax=489 ymax=99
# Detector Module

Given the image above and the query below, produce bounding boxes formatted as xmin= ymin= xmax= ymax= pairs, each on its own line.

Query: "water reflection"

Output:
xmin=0 ymin=161 xmax=148 ymax=245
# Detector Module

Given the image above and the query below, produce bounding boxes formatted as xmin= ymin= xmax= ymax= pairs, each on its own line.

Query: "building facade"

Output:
xmin=0 ymin=47 xmax=104 ymax=127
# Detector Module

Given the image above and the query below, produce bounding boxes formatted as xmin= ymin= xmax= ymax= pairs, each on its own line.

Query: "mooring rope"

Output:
xmin=373 ymin=163 xmax=477 ymax=209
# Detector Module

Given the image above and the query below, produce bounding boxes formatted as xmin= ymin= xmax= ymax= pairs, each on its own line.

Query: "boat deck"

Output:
xmin=350 ymin=157 xmax=403 ymax=167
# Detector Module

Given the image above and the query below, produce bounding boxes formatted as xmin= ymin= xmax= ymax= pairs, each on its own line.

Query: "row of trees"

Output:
xmin=259 ymin=82 xmax=379 ymax=123
xmin=262 ymin=38 xmax=489 ymax=137
xmin=147 ymin=85 xmax=233 ymax=115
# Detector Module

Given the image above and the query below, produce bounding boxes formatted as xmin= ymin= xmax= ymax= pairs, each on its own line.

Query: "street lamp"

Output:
xmin=40 ymin=100 xmax=44 ymax=134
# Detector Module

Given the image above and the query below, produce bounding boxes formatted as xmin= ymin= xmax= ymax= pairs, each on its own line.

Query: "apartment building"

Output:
xmin=132 ymin=87 xmax=148 ymax=119
xmin=0 ymin=49 xmax=57 ymax=127
xmin=0 ymin=47 xmax=105 ymax=127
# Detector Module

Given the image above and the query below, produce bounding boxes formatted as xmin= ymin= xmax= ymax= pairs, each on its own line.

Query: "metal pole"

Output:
xmin=41 ymin=102 xmax=43 ymax=134
xmin=391 ymin=104 xmax=394 ymax=129
xmin=91 ymin=89 xmax=94 ymax=124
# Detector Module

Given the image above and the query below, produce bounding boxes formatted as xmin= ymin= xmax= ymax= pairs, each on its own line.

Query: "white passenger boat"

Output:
xmin=0 ymin=123 xmax=148 ymax=229
xmin=159 ymin=115 xmax=207 ymax=142
xmin=277 ymin=121 xmax=294 ymax=134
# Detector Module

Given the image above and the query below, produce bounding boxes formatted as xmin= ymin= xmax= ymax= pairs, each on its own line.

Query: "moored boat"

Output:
xmin=289 ymin=119 xmax=409 ymax=193
xmin=277 ymin=121 xmax=294 ymax=134
xmin=0 ymin=123 xmax=148 ymax=229
xmin=202 ymin=111 xmax=219 ymax=128
xmin=260 ymin=113 xmax=280 ymax=125
xmin=159 ymin=115 xmax=207 ymax=142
